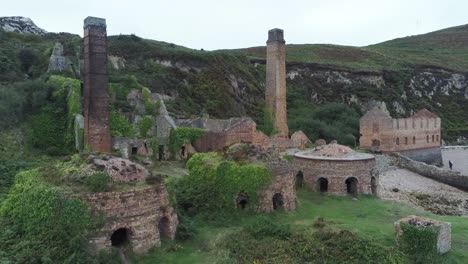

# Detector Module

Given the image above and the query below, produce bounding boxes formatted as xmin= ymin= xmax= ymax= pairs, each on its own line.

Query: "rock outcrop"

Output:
xmin=0 ymin=16 xmax=47 ymax=35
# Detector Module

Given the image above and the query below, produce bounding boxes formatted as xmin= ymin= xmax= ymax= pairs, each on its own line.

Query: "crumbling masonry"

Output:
xmin=83 ymin=17 xmax=112 ymax=152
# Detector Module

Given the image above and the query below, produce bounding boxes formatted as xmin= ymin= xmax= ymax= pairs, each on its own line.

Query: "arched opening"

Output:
xmin=296 ymin=171 xmax=304 ymax=188
xmin=345 ymin=177 xmax=358 ymax=195
xmin=158 ymin=145 xmax=164 ymax=161
xmin=317 ymin=177 xmax=328 ymax=193
xmin=413 ymin=136 xmax=416 ymax=144
xmin=404 ymin=137 xmax=408 ymax=145
xmin=426 ymin=135 xmax=429 ymax=143
xmin=131 ymin=146 xmax=138 ymax=155
xmin=432 ymin=135 xmax=435 ymax=142
xmin=396 ymin=137 xmax=399 ymax=145
xmin=371 ymin=177 xmax=377 ymax=195
xmin=236 ymin=193 xmax=248 ymax=209
xmin=180 ymin=146 xmax=186 ymax=156
xmin=272 ymin=193 xmax=284 ymax=210
xmin=371 ymin=140 xmax=380 ymax=152
xmin=111 ymin=228 xmax=131 ymax=248
xmin=159 ymin=217 xmax=171 ymax=240
xmin=436 ymin=135 xmax=439 ymax=142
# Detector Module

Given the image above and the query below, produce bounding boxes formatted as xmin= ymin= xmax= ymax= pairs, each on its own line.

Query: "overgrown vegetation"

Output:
xmin=136 ymin=191 xmax=468 ymax=263
xmin=289 ymin=102 xmax=361 ymax=146
xmin=0 ymin=169 xmax=97 ymax=263
xmin=398 ymin=222 xmax=440 ymax=263
xmin=168 ymin=127 xmax=204 ymax=154
xmin=168 ymin=153 xmax=272 ymax=216
xmin=223 ymin=217 xmax=405 ymax=263
xmin=110 ymin=110 xmax=136 ymax=138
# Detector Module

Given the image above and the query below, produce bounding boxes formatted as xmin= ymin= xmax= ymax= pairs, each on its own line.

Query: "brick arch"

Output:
xmin=111 ymin=227 xmax=132 ymax=248
xmin=345 ymin=177 xmax=358 ymax=195
xmin=317 ymin=177 xmax=329 ymax=192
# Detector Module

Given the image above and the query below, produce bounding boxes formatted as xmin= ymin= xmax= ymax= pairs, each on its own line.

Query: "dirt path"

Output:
xmin=378 ymin=168 xmax=468 ymax=216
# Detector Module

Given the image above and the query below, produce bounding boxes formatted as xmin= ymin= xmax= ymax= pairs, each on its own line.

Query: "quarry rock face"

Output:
xmin=0 ymin=16 xmax=47 ymax=35
xmin=48 ymin=43 xmax=70 ymax=72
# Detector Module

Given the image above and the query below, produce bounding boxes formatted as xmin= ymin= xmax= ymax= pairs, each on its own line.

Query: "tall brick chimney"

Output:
xmin=265 ymin=28 xmax=289 ymax=137
xmin=83 ymin=17 xmax=111 ymax=152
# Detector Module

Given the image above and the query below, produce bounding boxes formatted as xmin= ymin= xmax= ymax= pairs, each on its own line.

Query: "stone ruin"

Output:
xmin=79 ymin=155 xmax=178 ymax=253
xmin=47 ymin=42 xmax=71 ymax=72
xmin=257 ymin=161 xmax=297 ymax=213
xmin=293 ymin=142 xmax=378 ymax=195
xmin=394 ymin=215 xmax=451 ymax=254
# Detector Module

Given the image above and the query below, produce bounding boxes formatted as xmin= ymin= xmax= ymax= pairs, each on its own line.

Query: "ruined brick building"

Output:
xmin=80 ymin=156 xmax=178 ymax=253
xmin=80 ymin=17 xmax=177 ymax=253
xmin=176 ymin=116 xmax=309 ymax=153
xmin=293 ymin=143 xmax=378 ymax=196
xmin=360 ymin=106 xmax=442 ymax=164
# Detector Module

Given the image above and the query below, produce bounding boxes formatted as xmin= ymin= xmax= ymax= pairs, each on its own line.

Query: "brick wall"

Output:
xmin=293 ymin=157 xmax=377 ymax=195
xmin=265 ymin=28 xmax=288 ymax=137
xmin=81 ymin=185 xmax=178 ymax=253
xmin=82 ymin=17 xmax=111 ymax=153
xmin=256 ymin=162 xmax=296 ymax=212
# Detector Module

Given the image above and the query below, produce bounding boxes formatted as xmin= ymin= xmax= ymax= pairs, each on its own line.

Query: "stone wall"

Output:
xmin=81 ymin=185 xmax=178 ymax=253
xmin=393 ymin=153 xmax=468 ymax=192
xmin=293 ymin=156 xmax=377 ymax=195
xmin=256 ymin=161 xmax=296 ymax=213
xmin=399 ymin=147 xmax=442 ymax=166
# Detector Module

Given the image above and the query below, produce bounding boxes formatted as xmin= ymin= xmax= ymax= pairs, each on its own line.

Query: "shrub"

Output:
xmin=84 ymin=172 xmax=111 ymax=192
xmin=110 ymin=110 xmax=136 ymax=138
xmin=0 ymin=169 xmax=96 ymax=263
xmin=169 ymin=153 xmax=272 ymax=215
xmin=138 ymin=116 xmax=154 ymax=138
xmin=398 ymin=222 xmax=439 ymax=263
xmin=168 ymin=127 xmax=204 ymax=154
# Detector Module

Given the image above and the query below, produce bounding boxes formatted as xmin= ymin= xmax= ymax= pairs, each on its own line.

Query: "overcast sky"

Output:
xmin=3 ymin=0 xmax=468 ymax=50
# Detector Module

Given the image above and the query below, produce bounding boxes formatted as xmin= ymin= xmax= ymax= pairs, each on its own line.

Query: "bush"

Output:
xmin=289 ymin=102 xmax=360 ymax=146
xmin=110 ymin=110 xmax=136 ymax=138
xmin=84 ymin=172 xmax=111 ymax=192
xmin=398 ymin=223 xmax=439 ymax=263
xmin=0 ymin=169 xmax=96 ymax=263
xmin=138 ymin=116 xmax=154 ymax=138
xmin=169 ymin=153 xmax=272 ymax=215
xmin=175 ymin=213 xmax=197 ymax=241
xmin=168 ymin=127 xmax=204 ymax=154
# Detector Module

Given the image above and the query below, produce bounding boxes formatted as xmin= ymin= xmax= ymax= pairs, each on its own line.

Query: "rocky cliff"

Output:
xmin=0 ymin=16 xmax=47 ymax=35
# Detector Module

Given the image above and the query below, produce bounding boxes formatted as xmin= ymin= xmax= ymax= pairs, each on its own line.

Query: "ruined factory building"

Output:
xmin=81 ymin=156 xmax=178 ymax=253
xmin=360 ymin=106 xmax=442 ymax=165
xmin=293 ymin=143 xmax=378 ymax=195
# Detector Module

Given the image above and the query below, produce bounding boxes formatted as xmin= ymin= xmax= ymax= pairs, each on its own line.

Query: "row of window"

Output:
xmin=395 ymin=119 xmax=438 ymax=130
xmin=395 ymin=135 xmax=439 ymax=145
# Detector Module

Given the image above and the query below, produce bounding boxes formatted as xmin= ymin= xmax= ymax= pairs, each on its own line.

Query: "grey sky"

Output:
xmin=4 ymin=0 xmax=468 ymax=50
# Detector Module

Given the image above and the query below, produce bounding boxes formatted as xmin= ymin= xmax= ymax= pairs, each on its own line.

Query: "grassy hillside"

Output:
xmin=136 ymin=191 xmax=468 ymax=263
xmin=229 ymin=24 xmax=468 ymax=72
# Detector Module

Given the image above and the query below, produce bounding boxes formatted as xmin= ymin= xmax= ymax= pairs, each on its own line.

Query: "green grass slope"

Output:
xmin=136 ymin=191 xmax=468 ymax=263
xmin=229 ymin=24 xmax=468 ymax=72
